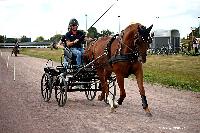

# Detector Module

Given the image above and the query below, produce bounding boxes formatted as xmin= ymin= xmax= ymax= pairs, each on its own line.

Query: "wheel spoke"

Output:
xmin=61 ymin=90 xmax=64 ymax=104
xmin=60 ymin=88 xmax=63 ymax=104
xmin=54 ymin=75 xmax=68 ymax=107
xmin=45 ymin=88 xmax=49 ymax=99
xmin=85 ymin=82 xmax=97 ymax=101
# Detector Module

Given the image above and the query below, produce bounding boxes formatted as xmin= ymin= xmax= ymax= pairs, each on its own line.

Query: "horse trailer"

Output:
xmin=151 ymin=29 xmax=180 ymax=54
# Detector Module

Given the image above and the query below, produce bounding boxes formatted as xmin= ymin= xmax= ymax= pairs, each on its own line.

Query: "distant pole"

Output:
xmin=153 ymin=17 xmax=159 ymax=50
xmin=198 ymin=17 xmax=200 ymax=35
xmin=118 ymin=15 xmax=120 ymax=33
xmin=85 ymin=14 xmax=88 ymax=48
xmin=191 ymin=27 xmax=194 ymax=39
xmin=85 ymin=14 xmax=88 ymax=31
xmin=155 ymin=16 xmax=159 ymax=28
xmin=191 ymin=27 xmax=194 ymax=49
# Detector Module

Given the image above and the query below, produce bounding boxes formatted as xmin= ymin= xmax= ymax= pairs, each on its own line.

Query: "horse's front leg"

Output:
xmin=135 ymin=65 xmax=152 ymax=117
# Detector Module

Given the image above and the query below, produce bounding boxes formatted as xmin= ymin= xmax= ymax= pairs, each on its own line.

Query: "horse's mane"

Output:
xmin=122 ymin=23 xmax=153 ymax=45
xmin=122 ymin=23 xmax=142 ymax=47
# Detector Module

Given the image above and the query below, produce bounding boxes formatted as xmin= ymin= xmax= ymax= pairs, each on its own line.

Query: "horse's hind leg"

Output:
xmin=105 ymin=71 xmax=118 ymax=111
xmin=96 ymin=68 xmax=108 ymax=101
xmin=116 ymin=74 xmax=126 ymax=105
xmin=135 ymin=67 xmax=152 ymax=117
xmin=97 ymin=69 xmax=117 ymax=112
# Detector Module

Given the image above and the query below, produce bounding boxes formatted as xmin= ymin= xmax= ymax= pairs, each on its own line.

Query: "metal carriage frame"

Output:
xmin=41 ymin=54 xmax=117 ymax=107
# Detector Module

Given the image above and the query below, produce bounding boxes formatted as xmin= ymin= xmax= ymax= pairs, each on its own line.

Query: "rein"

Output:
xmin=118 ymin=30 xmax=136 ymax=53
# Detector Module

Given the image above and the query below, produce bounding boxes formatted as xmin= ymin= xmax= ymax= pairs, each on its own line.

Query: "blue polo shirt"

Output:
xmin=65 ymin=30 xmax=85 ymax=48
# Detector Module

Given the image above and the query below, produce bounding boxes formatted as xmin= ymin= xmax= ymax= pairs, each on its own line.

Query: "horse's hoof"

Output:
xmin=146 ymin=112 xmax=152 ymax=117
xmin=113 ymin=104 xmax=118 ymax=108
xmin=98 ymin=95 xmax=104 ymax=101
xmin=117 ymin=100 xmax=123 ymax=105
xmin=144 ymin=108 xmax=152 ymax=117
xmin=113 ymin=101 xmax=119 ymax=108
xmin=110 ymin=107 xmax=116 ymax=113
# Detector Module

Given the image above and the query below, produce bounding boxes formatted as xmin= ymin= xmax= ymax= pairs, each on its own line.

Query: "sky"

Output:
xmin=0 ymin=0 xmax=200 ymax=41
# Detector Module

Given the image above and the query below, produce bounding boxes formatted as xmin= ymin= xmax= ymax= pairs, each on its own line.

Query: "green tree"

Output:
xmin=20 ymin=35 xmax=30 ymax=42
xmin=189 ymin=27 xmax=200 ymax=38
xmin=5 ymin=38 xmax=17 ymax=43
xmin=50 ymin=34 xmax=62 ymax=43
xmin=87 ymin=27 xmax=100 ymax=38
xmin=34 ymin=36 xmax=45 ymax=42
xmin=0 ymin=35 xmax=5 ymax=43
xmin=100 ymin=29 xmax=114 ymax=37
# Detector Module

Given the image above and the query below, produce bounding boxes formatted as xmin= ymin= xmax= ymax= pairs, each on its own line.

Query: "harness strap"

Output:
xmin=104 ymin=32 xmax=141 ymax=65
xmin=118 ymin=30 xmax=124 ymax=55
xmin=108 ymin=53 xmax=138 ymax=64
xmin=105 ymin=34 xmax=119 ymax=58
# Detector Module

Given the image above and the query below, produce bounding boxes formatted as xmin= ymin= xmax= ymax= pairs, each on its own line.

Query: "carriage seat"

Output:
xmin=44 ymin=67 xmax=60 ymax=76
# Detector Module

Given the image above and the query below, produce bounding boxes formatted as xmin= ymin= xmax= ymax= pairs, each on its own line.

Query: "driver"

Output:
xmin=65 ymin=18 xmax=85 ymax=67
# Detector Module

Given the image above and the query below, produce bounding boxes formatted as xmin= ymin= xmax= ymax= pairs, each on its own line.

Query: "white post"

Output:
xmin=14 ymin=60 xmax=16 ymax=81
xmin=7 ymin=55 xmax=9 ymax=68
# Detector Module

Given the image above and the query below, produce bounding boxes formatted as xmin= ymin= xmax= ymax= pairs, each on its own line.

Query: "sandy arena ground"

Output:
xmin=0 ymin=49 xmax=200 ymax=133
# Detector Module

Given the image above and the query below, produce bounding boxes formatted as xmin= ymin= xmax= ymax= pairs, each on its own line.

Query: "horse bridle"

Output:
xmin=117 ymin=30 xmax=144 ymax=58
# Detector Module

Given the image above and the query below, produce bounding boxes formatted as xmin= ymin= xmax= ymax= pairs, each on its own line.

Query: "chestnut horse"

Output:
xmin=84 ymin=23 xmax=153 ymax=116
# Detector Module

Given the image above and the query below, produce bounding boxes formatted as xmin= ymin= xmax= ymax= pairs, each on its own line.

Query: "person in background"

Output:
xmin=15 ymin=41 xmax=20 ymax=54
xmin=193 ymin=37 xmax=198 ymax=54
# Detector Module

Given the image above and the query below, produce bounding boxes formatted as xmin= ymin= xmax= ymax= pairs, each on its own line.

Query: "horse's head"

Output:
xmin=136 ymin=24 xmax=153 ymax=63
xmin=121 ymin=23 xmax=153 ymax=63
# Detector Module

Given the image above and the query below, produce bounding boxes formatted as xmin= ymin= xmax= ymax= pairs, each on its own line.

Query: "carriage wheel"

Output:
xmin=41 ymin=73 xmax=52 ymax=102
xmin=55 ymin=75 xmax=68 ymax=107
xmin=85 ymin=83 xmax=97 ymax=101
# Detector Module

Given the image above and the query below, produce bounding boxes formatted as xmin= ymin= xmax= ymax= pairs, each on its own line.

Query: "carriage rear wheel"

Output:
xmin=55 ymin=75 xmax=68 ymax=107
xmin=85 ymin=82 xmax=97 ymax=101
xmin=41 ymin=73 xmax=52 ymax=102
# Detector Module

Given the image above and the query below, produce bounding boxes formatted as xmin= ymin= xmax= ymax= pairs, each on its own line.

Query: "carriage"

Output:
xmin=41 ymin=23 xmax=153 ymax=116
xmin=40 ymin=47 xmax=117 ymax=107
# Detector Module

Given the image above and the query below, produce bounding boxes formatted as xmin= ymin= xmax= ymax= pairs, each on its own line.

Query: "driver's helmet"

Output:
xmin=69 ymin=18 xmax=79 ymax=27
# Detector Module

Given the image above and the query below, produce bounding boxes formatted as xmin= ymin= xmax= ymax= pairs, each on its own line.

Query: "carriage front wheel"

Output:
xmin=85 ymin=82 xmax=97 ymax=101
xmin=55 ymin=75 xmax=68 ymax=107
xmin=41 ymin=73 xmax=52 ymax=102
